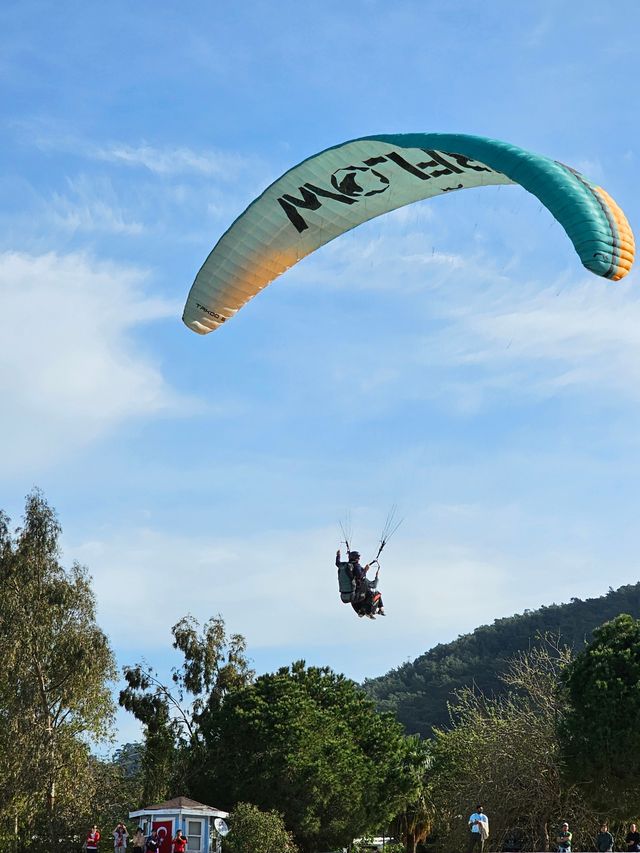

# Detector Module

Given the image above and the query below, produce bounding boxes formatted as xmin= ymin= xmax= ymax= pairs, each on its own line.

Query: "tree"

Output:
xmin=389 ymin=787 xmax=435 ymax=853
xmin=560 ymin=613 xmax=640 ymax=816
xmin=0 ymin=490 xmax=116 ymax=851
xmin=119 ymin=667 xmax=179 ymax=804
xmin=428 ymin=639 xmax=591 ymax=853
xmin=42 ymin=751 xmax=143 ymax=850
xmin=113 ymin=742 xmax=144 ymax=778
xmin=197 ymin=660 xmax=426 ymax=853
xmin=119 ymin=614 xmax=254 ymax=802
xmin=224 ymin=802 xmax=298 ymax=853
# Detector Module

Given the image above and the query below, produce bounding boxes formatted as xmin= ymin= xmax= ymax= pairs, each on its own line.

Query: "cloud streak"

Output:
xmin=92 ymin=142 xmax=250 ymax=178
xmin=48 ymin=175 xmax=146 ymax=235
xmin=431 ymin=272 xmax=640 ymax=400
xmin=14 ymin=120 xmax=256 ymax=179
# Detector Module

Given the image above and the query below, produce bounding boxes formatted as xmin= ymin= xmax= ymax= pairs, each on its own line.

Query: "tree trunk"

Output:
xmin=541 ymin=820 xmax=550 ymax=853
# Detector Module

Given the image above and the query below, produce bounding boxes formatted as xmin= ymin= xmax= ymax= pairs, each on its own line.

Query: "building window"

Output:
xmin=187 ymin=819 xmax=204 ymax=852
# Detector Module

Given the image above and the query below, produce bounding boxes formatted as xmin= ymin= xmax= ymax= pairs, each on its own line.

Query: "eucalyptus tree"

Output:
xmin=0 ymin=491 xmax=116 ymax=850
xmin=120 ymin=614 xmax=254 ymax=802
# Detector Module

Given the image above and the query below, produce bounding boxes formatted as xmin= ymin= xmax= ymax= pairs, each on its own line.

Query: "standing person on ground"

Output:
xmin=172 ymin=830 xmax=187 ymax=853
xmin=467 ymin=805 xmax=489 ymax=853
xmin=86 ymin=825 xmax=101 ymax=851
xmin=626 ymin=824 xmax=640 ymax=852
xmin=596 ymin=823 xmax=614 ymax=852
xmin=556 ymin=822 xmax=572 ymax=852
xmin=132 ymin=827 xmax=145 ymax=853
xmin=114 ymin=822 xmax=128 ymax=850
xmin=145 ymin=830 xmax=160 ymax=852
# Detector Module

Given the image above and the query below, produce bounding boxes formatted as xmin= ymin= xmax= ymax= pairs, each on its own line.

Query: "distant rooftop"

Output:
xmin=130 ymin=796 xmax=228 ymax=818
xmin=145 ymin=797 xmax=215 ymax=811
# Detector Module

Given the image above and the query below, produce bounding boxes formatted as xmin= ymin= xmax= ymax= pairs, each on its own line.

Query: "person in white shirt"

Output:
xmin=113 ymin=822 xmax=129 ymax=849
xmin=468 ymin=804 xmax=489 ymax=853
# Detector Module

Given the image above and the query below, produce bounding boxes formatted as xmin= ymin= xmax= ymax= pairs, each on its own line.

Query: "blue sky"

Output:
xmin=2 ymin=0 xmax=640 ymax=747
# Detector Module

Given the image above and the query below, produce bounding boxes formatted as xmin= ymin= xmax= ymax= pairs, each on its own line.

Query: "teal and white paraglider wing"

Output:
xmin=183 ymin=133 xmax=635 ymax=335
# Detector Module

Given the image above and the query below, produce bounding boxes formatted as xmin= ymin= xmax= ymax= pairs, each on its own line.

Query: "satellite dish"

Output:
xmin=214 ymin=819 xmax=230 ymax=837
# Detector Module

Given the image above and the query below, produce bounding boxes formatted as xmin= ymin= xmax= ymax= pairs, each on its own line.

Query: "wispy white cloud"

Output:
xmin=287 ymin=222 xmax=640 ymax=409
xmin=294 ymin=227 xmax=473 ymax=295
xmin=431 ymin=272 xmax=640 ymax=399
xmin=48 ymin=175 xmax=145 ymax=235
xmin=14 ymin=119 xmax=256 ymax=179
xmin=5 ymin=120 xmax=270 ymax=245
xmin=0 ymin=251 xmax=191 ymax=473
xmin=92 ymin=142 xmax=248 ymax=178
xmin=65 ymin=521 xmax=516 ymax=658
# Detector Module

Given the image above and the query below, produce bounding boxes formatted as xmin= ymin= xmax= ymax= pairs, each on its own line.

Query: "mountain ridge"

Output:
xmin=362 ymin=582 xmax=640 ymax=737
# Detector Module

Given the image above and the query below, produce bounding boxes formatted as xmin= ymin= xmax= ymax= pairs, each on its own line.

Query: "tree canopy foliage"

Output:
xmin=119 ymin=614 xmax=254 ymax=803
xmin=224 ymin=802 xmax=298 ymax=853
xmin=0 ymin=491 xmax=117 ymax=852
xmin=195 ymin=660 xmax=427 ymax=853
xmin=121 ymin=631 xmax=427 ymax=853
xmin=560 ymin=613 xmax=640 ymax=817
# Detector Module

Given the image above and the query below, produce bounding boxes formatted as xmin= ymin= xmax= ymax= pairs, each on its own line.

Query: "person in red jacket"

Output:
xmin=172 ymin=830 xmax=187 ymax=853
xmin=86 ymin=825 xmax=101 ymax=851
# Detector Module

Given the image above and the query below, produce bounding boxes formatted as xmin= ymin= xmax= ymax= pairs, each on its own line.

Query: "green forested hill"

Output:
xmin=362 ymin=582 xmax=640 ymax=737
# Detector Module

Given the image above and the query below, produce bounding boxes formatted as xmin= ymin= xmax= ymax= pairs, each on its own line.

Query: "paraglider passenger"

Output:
xmin=363 ymin=569 xmax=385 ymax=617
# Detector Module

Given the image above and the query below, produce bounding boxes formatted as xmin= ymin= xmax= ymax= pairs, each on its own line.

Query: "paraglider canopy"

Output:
xmin=183 ymin=133 xmax=635 ymax=335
